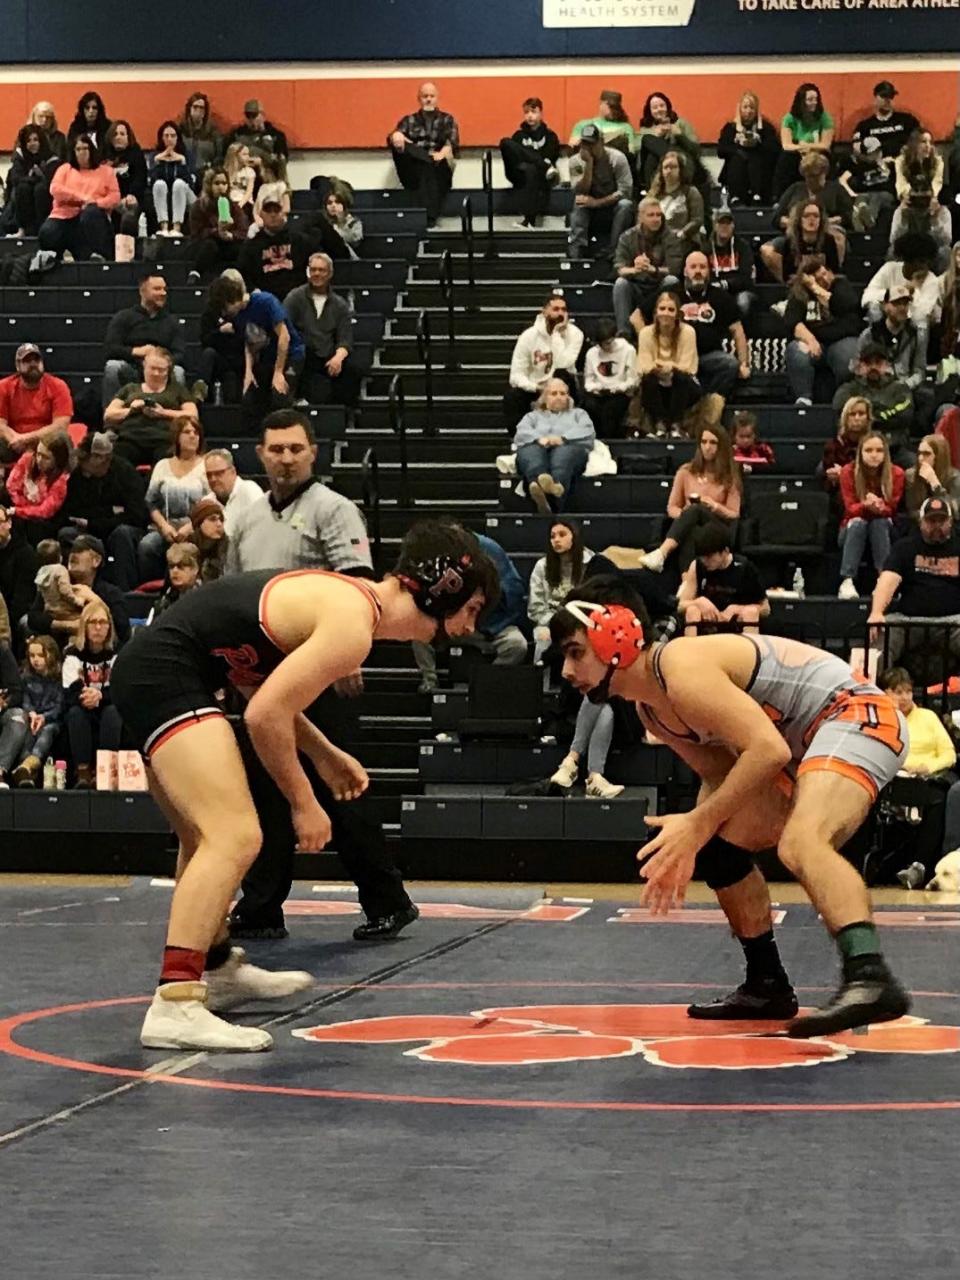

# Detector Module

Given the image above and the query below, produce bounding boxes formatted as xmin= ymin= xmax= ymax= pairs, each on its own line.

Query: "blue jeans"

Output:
xmin=37 ymin=204 xmax=113 ymax=259
xmin=786 ymin=337 xmax=859 ymax=402
xmin=697 ymin=349 xmax=739 ymax=399
xmin=839 ymin=517 xmax=892 ymax=580
xmin=0 ymin=707 xmax=28 ymax=772
xmin=516 ymin=442 xmax=589 ymax=510
xmin=571 ymin=698 xmax=615 ymax=775
xmin=17 ymin=721 xmax=59 ymax=765
xmin=568 ymin=198 xmax=635 ymax=259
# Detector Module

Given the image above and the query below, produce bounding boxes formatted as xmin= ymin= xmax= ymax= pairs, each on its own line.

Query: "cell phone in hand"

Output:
xmin=217 ymin=196 xmax=231 ymax=222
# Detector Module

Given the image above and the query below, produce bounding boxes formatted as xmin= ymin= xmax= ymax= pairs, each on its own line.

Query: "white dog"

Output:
xmin=927 ymin=850 xmax=960 ymax=893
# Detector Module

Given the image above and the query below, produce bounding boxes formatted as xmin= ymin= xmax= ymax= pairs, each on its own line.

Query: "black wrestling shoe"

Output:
xmin=786 ymin=975 xmax=910 ymax=1038
xmin=352 ymin=903 xmax=420 ymax=942
xmin=228 ymin=916 xmax=289 ymax=941
xmin=688 ymin=979 xmax=799 ymax=1021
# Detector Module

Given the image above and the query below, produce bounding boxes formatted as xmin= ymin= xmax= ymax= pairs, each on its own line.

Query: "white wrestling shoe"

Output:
xmin=140 ymin=981 xmax=274 ymax=1052
xmin=205 ymin=946 xmax=315 ymax=1012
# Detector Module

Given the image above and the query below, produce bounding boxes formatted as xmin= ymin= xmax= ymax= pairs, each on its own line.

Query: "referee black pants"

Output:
xmin=232 ymin=689 xmax=412 ymax=925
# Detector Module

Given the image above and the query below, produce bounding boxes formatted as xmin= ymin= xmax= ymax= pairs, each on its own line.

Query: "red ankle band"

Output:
xmin=160 ymin=946 xmax=207 ymax=985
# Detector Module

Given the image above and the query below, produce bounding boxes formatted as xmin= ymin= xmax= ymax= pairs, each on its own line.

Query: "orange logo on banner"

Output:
xmin=293 ymin=1004 xmax=960 ymax=1070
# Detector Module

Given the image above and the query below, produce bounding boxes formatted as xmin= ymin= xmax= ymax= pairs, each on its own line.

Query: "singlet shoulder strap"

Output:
xmin=259 ymin=569 xmax=382 ymax=651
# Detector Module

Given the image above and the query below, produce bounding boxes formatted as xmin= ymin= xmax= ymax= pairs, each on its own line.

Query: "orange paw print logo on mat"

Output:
xmin=293 ymin=1004 xmax=960 ymax=1070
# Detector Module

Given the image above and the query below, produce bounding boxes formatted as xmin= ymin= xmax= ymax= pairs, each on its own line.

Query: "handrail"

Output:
xmin=481 ymin=148 xmax=497 ymax=259
xmin=417 ymin=307 xmax=440 ymax=437
xmin=388 ymin=373 xmax=410 ymax=509
xmin=460 ymin=195 xmax=478 ymax=312
xmin=359 ymin=446 xmax=381 ymax=567
xmin=437 ymin=248 xmax=459 ymax=370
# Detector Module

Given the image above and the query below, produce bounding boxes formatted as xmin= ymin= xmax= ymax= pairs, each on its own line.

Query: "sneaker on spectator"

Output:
xmin=897 ymin=861 xmax=926 ymax=890
xmin=529 ymin=480 xmax=551 ymax=515
xmin=838 ymin=578 xmax=859 ymax=600
xmin=640 ymin=548 xmax=666 ymax=573
xmin=551 ymin=753 xmax=579 ymax=789
xmin=771 ymin=299 xmax=788 ymax=317
xmin=539 ymin=474 xmax=565 ymax=502
xmin=190 ymin=380 xmax=209 ymax=403
xmin=585 ymin=773 xmax=624 ymax=799
xmin=513 ymin=219 xmax=533 ymax=230
xmin=187 ymin=269 xmax=201 ymax=284
xmin=795 ymin=396 xmax=812 ymax=407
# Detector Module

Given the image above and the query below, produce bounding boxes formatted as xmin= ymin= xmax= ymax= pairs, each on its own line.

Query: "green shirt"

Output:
xmin=116 ymin=380 xmax=195 ymax=440
xmin=782 ymin=110 xmax=834 ymax=144
xmin=570 ymin=115 xmax=639 ymax=154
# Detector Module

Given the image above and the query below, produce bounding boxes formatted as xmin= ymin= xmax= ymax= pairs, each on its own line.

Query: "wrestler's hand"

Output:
xmin=311 ymin=742 xmax=369 ymax=802
xmin=637 ymin=812 xmax=709 ymax=915
xmin=292 ymin=798 xmax=333 ymax=852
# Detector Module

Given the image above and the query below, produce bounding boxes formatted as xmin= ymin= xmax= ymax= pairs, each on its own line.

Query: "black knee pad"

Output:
xmin=695 ymin=834 xmax=755 ymax=890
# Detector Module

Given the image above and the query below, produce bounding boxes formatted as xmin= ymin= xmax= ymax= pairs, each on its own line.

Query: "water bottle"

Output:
xmin=55 ymin=760 xmax=67 ymax=791
xmin=43 ymin=757 xmax=56 ymax=790
xmin=212 ymin=381 xmax=223 ymax=407
xmin=792 ymin=568 xmax=805 ymax=599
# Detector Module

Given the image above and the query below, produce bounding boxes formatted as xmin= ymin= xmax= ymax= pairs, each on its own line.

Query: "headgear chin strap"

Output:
xmin=398 ymin=553 xmax=478 ymax=620
xmin=564 ymin=600 xmax=644 ymax=702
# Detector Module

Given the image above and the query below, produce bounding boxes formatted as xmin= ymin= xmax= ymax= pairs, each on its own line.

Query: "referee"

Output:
xmin=225 ymin=408 xmax=418 ymax=942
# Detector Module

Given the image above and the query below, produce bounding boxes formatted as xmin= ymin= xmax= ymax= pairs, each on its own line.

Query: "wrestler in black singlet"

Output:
xmin=111 ymin=569 xmax=381 ymax=758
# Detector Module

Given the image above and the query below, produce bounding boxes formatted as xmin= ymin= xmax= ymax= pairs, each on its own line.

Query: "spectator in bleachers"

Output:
xmin=636 ymin=290 xmax=701 ymax=439
xmin=317 ymin=188 xmax=364 ymax=257
xmin=223 ymin=142 xmax=257 ymax=216
xmin=569 ymin=89 xmax=637 ymax=159
xmin=3 ymin=125 xmax=57 ymax=237
xmin=0 ymin=344 xmax=73 ymax=460
xmin=503 ymin=292 xmax=584 ymax=430
xmin=0 ymin=506 xmax=37 ymax=648
xmin=706 ymin=206 xmax=757 ymax=320
xmin=640 ymin=424 xmax=742 ymax=573
xmin=612 ymin=198 xmax=684 ymax=332
xmin=838 ymin=137 xmax=897 ymax=235
xmin=833 ymin=343 xmax=915 ymax=467
xmin=27 ymin=532 xmax=129 ymax=646
xmin=66 ymin=93 xmax=111 ymax=152
xmin=676 ymin=518 xmax=768 ymax=636
xmin=869 ymin=495 xmax=960 ymax=664
xmin=773 ymin=83 xmax=835 ymax=199
xmin=891 ymin=130 xmax=951 ymax=265
xmin=863 ymin=231 xmax=941 ymax=327
xmin=32 ymin=539 xmax=80 ymax=630
xmin=837 ymin=431 xmax=904 ymax=599
xmin=877 ymin=665 xmax=956 ymax=888
xmin=514 ymin=377 xmax=595 ymax=516
xmin=147 ymin=542 xmax=200 ymax=625
xmin=582 ymin=318 xmax=638 ymax=439
xmin=224 ymin=99 xmax=289 ymax=166
xmin=716 ymin=91 xmax=780 ymax=205
xmin=150 ymin=121 xmax=196 ymax=238
xmin=102 ymin=275 xmax=187 ymax=405
xmin=675 ymin=251 xmax=750 ymax=408
xmin=761 ymin=199 xmax=842 ymax=285
xmin=783 ymin=254 xmax=862 ymax=406
xmin=938 ymin=242 xmax=960 ymax=391
xmin=852 ymin=82 xmax=920 ymax=160
xmin=283 ymin=253 xmax=361 ymax=408
xmin=0 ymin=637 xmax=26 ymax=789
xmin=903 ymin=434 xmax=960 ymax=521
xmin=179 ymin=92 xmax=223 ymax=176
xmin=239 ymin=195 xmax=340 ymax=303
xmin=567 ymin=125 xmax=634 ymax=262
xmin=62 ymin=598 xmax=121 ymax=788
xmin=7 ymin=634 xmax=63 ymax=788
xmin=820 ymin=395 xmax=872 ymax=494
xmin=188 ymin=496 xmax=227 ymax=582
xmin=203 ymin=449 xmax=261 ymax=537
xmin=388 ymin=82 xmax=458 ymax=226
xmin=137 ymin=416 xmax=208 ymax=582
xmin=774 ymin=152 xmax=853 ymax=240
xmin=186 ymin=167 xmax=248 ymax=282
xmin=60 ymin=432 xmax=148 ymax=592
xmin=528 ymin=519 xmax=593 ymax=664
xmin=550 ymin=698 xmax=623 ymax=799
xmin=24 ymin=102 xmax=66 ymax=162
xmin=103 ymin=346 xmax=198 ymax=468
xmin=250 ymin=162 xmax=292 ymax=231
xmin=635 ymin=91 xmax=702 ymax=192
xmin=5 ymin=431 xmax=72 ymax=545
xmin=198 ymin=269 xmax=245 ymax=403
xmin=500 ymin=97 xmax=561 ymax=230
xmin=731 ymin=409 xmax=775 ymax=471
xmin=859 ymin=283 xmax=928 ymax=390
xmin=648 ymin=151 xmax=704 ymax=257
xmin=208 ymin=273 xmax=305 ymax=426
xmin=103 ymin=121 xmax=148 ymax=257
xmin=38 ymin=134 xmax=118 ymax=262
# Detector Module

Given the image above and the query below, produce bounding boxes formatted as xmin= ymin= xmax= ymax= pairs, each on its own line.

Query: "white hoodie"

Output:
xmin=861 ymin=260 xmax=942 ymax=326
xmin=583 ymin=338 xmax=639 ymax=395
xmin=508 ymin=313 xmax=585 ymax=392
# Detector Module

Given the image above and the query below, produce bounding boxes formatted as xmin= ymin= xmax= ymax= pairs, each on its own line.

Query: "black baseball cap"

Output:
xmin=70 ymin=534 xmax=106 ymax=558
xmin=874 ymin=80 xmax=898 ymax=98
xmin=859 ymin=341 xmax=889 ymax=362
xmin=920 ymin=496 xmax=951 ymax=520
xmin=580 ymin=123 xmax=601 ymax=144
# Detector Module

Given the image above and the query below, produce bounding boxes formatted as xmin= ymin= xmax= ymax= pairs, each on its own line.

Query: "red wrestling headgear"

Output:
xmin=563 ymin=600 xmax=645 ymax=670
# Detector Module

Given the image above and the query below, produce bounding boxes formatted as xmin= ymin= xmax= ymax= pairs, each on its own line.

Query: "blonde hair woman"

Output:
xmin=716 ymin=91 xmax=780 ymax=204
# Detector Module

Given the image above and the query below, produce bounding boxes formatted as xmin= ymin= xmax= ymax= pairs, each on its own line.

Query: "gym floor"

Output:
xmin=2 ymin=875 xmax=959 ymax=1279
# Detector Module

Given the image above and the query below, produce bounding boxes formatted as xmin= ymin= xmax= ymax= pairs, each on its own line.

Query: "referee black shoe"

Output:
xmin=688 ymin=978 xmax=799 ymax=1021
xmin=786 ymin=975 xmax=910 ymax=1038
xmin=228 ymin=915 xmax=289 ymax=941
xmin=353 ymin=903 xmax=420 ymax=942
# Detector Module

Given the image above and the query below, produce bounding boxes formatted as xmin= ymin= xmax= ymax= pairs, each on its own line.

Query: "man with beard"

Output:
xmin=550 ymin=575 xmax=910 ymax=1037
xmin=503 ymin=291 xmax=584 ymax=431
xmin=833 ymin=342 xmax=915 ymax=468
xmin=0 ymin=344 xmax=73 ymax=461
xmin=675 ymin=251 xmax=751 ymax=412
